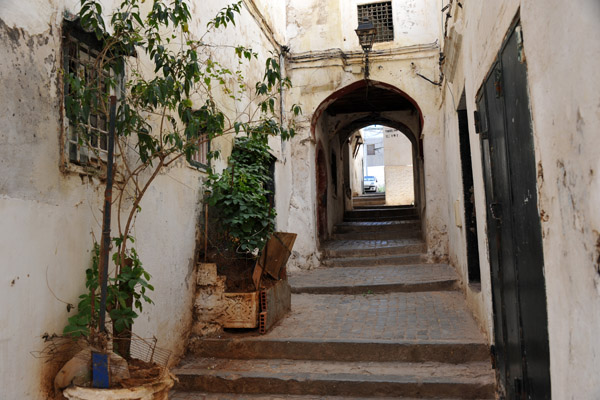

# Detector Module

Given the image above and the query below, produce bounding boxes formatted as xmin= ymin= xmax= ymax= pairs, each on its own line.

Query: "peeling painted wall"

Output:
xmin=441 ymin=0 xmax=600 ymax=396
xmin=0 ymin=0 xmax=290 ymax=398
xmin=284 ymin=0 xmax=447 ymax=268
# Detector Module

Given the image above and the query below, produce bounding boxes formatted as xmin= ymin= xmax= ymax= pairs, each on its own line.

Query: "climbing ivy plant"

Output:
xmin=63 ymin=0 xmax=301 ymax=345
xmin=204 ymin=136 xmax=276 ymax=254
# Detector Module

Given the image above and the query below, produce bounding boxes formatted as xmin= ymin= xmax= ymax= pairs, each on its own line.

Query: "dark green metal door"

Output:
xmin=476 ymin=20 xmax=551 ymax=399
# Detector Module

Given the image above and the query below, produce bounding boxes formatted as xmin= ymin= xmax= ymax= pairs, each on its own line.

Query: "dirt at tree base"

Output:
xmin=118 ymin=358 xmax=163 ymax=388
xmin=205 ymin=247 xmax=280 ymax=293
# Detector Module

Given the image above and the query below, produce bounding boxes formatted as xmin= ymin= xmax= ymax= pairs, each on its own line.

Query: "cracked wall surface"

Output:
xmin=440 ymin=0 xmax=600 ymax=397
xmin=0 ymin=0 xmax=290 ymax=397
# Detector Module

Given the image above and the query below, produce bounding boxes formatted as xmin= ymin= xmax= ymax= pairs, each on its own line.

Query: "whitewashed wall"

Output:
xmin=384 ymin=128 xmax=414 ymax=205
xmin=284 ymin=0 xmax=446 ymax=269
xmin=0 ymin=0 xmax=288 ymax=398
xmin=441 ymin=0 xmax=600 ymax=397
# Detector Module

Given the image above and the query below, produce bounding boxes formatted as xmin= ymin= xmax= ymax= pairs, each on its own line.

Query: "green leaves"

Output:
xmin=207 ymin=1 xmax=242 ymax=29
xmin=205 ymin=136 xmax=275 ymax=255
xmin=63 ymin=241 xmax=154 ymax=338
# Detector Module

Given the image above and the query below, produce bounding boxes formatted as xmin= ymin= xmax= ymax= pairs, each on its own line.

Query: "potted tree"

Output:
xmin=54 ymin=0 xmax=300 ymax=396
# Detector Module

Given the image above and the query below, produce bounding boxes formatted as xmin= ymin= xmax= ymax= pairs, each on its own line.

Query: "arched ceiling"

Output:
xmin=310 ymin=80 xmax=424 ymax=157
xmin=325 ymin=85 xmax=416 ymax=116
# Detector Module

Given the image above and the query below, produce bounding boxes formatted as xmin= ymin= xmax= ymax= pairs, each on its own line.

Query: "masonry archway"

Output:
xmin=311 ymin=79 xmax=425 ymax=241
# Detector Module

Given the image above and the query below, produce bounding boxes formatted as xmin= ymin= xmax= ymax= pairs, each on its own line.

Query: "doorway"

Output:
xmin=476 ymin=20 xmax=551 ymax=399
xmin=316 ymin=145 xmax=328 ymax=240
xmin=457 ymin=93 xmax=481 ymax=284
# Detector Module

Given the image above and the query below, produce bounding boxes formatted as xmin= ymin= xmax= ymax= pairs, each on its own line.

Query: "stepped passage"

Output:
xmin=171 ymin=206 xmax=496 ymax=399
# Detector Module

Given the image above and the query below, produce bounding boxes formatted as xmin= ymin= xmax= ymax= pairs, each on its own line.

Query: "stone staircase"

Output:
xmin=352 ymin=193 xmax=386 ymax=207
xmin=171 ymin=206 xmax=496 ymax=399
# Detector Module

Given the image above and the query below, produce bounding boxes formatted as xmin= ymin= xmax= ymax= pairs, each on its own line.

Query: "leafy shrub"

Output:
xmin=205 ymin=136 xmax=275 ymax=254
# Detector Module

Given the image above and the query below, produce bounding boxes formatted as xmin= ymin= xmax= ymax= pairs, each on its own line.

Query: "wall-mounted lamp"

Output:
xmin=355 ymin=19 xmax=376 ymax=79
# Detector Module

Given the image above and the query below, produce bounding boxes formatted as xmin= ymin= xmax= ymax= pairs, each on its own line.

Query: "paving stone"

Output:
xmin=174 ymin=358 xmax=495 ymax=398
xmin=289 ymin=264 xmax=458 ymax=294
xmin=322 ymin=238 xmax=426 ymax=258
xmin=174 ymin=205 xmax=495 ymax=398
xmin=257 ymin=292 xmax=485 ymax=343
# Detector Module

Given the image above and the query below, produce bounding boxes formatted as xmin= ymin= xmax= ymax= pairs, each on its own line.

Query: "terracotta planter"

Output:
xmin=62 ymin=373 xmax=174 ymax=400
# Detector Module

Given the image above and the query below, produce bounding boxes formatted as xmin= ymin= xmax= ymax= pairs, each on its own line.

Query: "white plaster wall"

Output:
xmin=384 ymin=128 xmax=414 ymax=205
xmin=383 ymin=128 xmax=412 ymax=166
xmin=522 ymin=2 xmax=600 ymax=397
xmin=349 ymin=134 xmax=364 ymax=197
xmin=442 ymin=0 xmax=600 ymax=396
xmin=285 ymin=122 xmax=319 ymax=271
xmin=0 ymin=0 xmax=292 ymax=398
xmin=285 ymin=53 xmax=447 ymax=263
xmin=385 ymin=166 xmax=414 ymax=205
xmin=287 ymin=0 xmax=440 ymax=53
xmin=364 ymin=135 xmax=384 ymax=167
xmin=250 ymin=0 xmax=286 ymax=44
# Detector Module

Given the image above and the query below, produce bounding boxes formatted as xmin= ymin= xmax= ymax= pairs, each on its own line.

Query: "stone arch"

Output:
xmin=309 ymin=79 xmax=427 ymax=239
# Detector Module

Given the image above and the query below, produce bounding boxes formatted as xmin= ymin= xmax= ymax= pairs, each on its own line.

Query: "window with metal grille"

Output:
xmin=62 ymin=21 xmax=121 ymax=167
xmin=62 ymin=20 xmax=124 ymax=166
xmin=357 ymin=2 xmax=394 ymax=43
xmin=188 ymin=133 xmax=210 ymax=169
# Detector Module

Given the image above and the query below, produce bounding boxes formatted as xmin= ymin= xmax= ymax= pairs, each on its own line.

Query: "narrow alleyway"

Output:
xmin=171 ymin=200 xmax=495 ymax=399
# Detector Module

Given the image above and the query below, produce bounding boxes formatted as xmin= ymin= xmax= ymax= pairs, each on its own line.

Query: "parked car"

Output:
xmin=363 ymin=176 xmax=378 ymax=192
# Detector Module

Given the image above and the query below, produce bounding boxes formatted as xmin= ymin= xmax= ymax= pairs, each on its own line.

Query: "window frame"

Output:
xmin=60 ymin=19 xmax=123 ymax=174
xmin=187 ymin=132 xmax=210 ymax=171
xmin=357 ymin=1 xmax=395 ymax=44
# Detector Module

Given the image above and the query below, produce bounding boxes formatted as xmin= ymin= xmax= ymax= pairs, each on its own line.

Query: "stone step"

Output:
xmin=334 ymin=220 xmax=421 ymax=234
xmin=354 ymin=204 xmax=414 ymax=210
xmin=322 ymin=253 xmax=427 ymax=268
xmin=353 ymin=195 xmax=386 ymax=207
xmin=344 ymin=214 xmax=420 ymax=222
xmin=344 ymin=207 xmax=419 ymax=221
xmin=331 ymin=229 xmax=422 ymax=241
xmin=170 ymin=392 xmax=485 ymax=400
xmin=322 ymin=239 xmax=426 ymax=258
xmin=187 ymin=338 xmax=491 ymax=364
xmin=289 ymin=264 xmax=459 ymax=295
xmin=173 ymin=358 xmax=496 ymax=398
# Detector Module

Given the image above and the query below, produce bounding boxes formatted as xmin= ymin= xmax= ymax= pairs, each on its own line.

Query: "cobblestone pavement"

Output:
xmin=289 ymin=264 xmax=457 ymax=289
xmin=245 ymin=292 xmax=485 ymax=343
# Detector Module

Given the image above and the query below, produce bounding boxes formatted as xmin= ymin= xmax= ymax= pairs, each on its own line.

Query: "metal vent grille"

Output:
xmin=357 ymin=2 xmax=394 ymax=43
